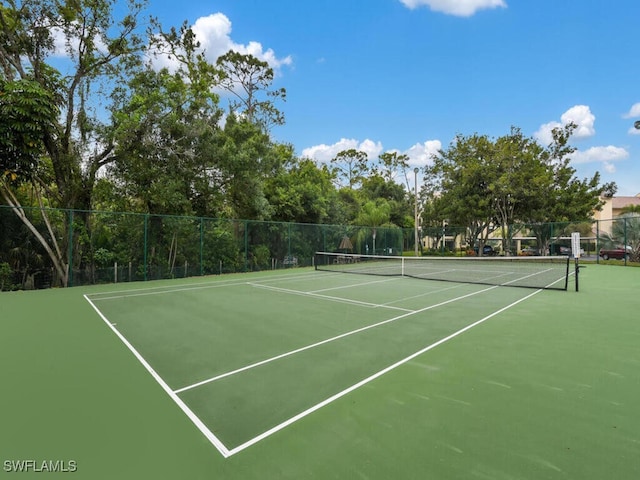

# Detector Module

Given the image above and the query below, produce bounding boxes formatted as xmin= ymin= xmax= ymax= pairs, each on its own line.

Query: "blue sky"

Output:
xmin=151 ymin=0 xmax=640 ymax=195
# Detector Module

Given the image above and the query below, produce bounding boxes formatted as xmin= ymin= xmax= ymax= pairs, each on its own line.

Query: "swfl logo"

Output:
xmin=3 ymin=459 xmax=77 ymax=473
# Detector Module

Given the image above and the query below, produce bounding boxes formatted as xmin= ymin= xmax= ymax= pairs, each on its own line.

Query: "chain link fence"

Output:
xmin=0 ymin=206 xmax=409 ymax=290
xmin=1 ymin=205 xmax=638 ymax=291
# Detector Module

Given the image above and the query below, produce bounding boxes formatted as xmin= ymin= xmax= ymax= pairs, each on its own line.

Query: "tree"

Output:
xmin=213 ymin=114 xmax=280 ymax=220
xmin=265 ymin=157 xmax=339 ymax=224
xmin=522 ymin=124 xmax=611 ymax=254
xmin=354 ymin=200 xmax=392 ymax=254
xmin=0 ymin=76 xmax=61 ymax=181
xmin=360 ymin=174 xmax=413 ymax=228
xmin=331 ymin=149 xmax=370 ymax=189
xmin=0 ymin=0 xmax=149 ymax=285
xmin=109 ymin=65 xmax=222 ymax=216
xmin=215 ymin=50 xmax=286 ymax=132
xmin=620 ymin=205 xmax=640 ymax=215
xmin=375 ymin=151 xmax=410 ymax=190
xmin=489 ymin=127 xmax=547 ymax=254
xmin=0 ymin=76 xmax=69 ymax=283
xmin=425 ymin=133 xmax=498 ymax=253
xmin=425 ymin=125 xmax=612 ymax=256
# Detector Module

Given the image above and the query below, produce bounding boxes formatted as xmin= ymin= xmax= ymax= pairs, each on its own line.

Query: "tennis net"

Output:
xmin=314 ymin=252 xmax=572 ymax=291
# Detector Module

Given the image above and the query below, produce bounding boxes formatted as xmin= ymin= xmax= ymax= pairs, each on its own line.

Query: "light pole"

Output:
xmin=414 ymin=167 xmax=419 ymax=256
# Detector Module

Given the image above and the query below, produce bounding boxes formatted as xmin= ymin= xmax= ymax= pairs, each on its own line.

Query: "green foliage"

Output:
xmin=266 ymin=158 xmax=339 ymax=224
xmin=426 ymin=124 xmax=610 ymax=254
xmin=202 ymin=223 xmax=242 ymax=274
xmin=215 ymin=50 xmax=286 ymax=131
xmin=331 ymin=149 xmax=370 ymax=189
xmin=425 ymin=132 xmax=498 ymax=248
xmin=376 ymin=152 xmax=410 ymax=186
xmin=610 ymin=214 xmax=640 ymax=262
xmin=0 ymin=77 xmax=61 ymax=182
xmin=93 ymin=248 xmax=115 ymax=267
xmin=250 ymin=244 xmax=271 ymax=270
xmin=0 ymin=262 xmax=14 ymax=291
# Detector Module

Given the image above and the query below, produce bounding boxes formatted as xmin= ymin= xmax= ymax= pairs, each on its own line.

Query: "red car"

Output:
xmin=599 ymin=246 xmax=631 ymax=260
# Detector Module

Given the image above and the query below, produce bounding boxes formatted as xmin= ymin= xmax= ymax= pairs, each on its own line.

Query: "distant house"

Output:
xmin=594 ymin=193 xmax=640 ymax=234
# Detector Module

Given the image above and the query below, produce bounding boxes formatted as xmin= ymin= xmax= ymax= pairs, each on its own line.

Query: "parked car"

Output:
xmin=558 ymin=246 xmax=571 ymax=256
xmin=520 ymin=247 xmax=539 ymax=256
xmin=550 ymin=244 xmax=571 ymax=256
xmin=599 ymin=246 xmax=631 ymax=260
xmin=473 ymin=245 xmax=497 ymax=256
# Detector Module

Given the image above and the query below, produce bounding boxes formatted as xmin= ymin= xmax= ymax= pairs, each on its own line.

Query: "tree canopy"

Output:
xmin=424 ymin=125 xmax=610 ymax=254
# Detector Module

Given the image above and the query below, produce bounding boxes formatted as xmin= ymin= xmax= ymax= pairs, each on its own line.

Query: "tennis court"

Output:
xmin=2 ymin=259 xmax=640 ymax=479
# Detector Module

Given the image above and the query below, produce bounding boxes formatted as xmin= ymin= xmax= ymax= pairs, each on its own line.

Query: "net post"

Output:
xmin=574 ymin=257 xmax=579 ymax=292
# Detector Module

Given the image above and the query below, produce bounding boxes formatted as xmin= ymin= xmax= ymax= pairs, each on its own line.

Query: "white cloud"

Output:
xmin=560 ymin=105 xmax=595 ymax=138
xmin=623 ymin=102 xmax=640 ymax=118
xmin=302 ymin=138 xmax=441 ymax=169
xmin=301 ymin=138 xmax=383 ymax=164
xmin=192 ymin=13 xmax=293 ymax=71
xmin=534 ymin=105 xmax=595 ymax=145
xmin=571 ymin=146 xmax=629 ymax=165
xmin=399 ymin=0 xmax=506 ymax=17
xmin=628 ymin=124 xmax=640 ymax=136
xmin=150 ymin=13 xmax=292 ymax=74
xmin=405 ymin=140 xmax=442 ymax=167
xmin=359 ymin=139 xmax=385 ymax=159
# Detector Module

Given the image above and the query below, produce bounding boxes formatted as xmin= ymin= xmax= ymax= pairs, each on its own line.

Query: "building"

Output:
xmin=593 ymin=194 xmax=640 ymax=234
xmin=595 ymin=194 xmax=640 ymax=221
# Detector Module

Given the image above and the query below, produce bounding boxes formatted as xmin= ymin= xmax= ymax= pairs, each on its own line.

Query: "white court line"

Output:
xmin=87 ymin=270 xmax=338 ymax=301
xmin=83 ymin=295 xmax=232 ymax=458
xmin=309 ymin=276 xmax=401 ymax=294
xmin=90 ymin=281 xmax=252 ymax=301
xmin=173 ymin=284 xmax=499 ymax=394
xmin=379 ymin=282 xmax=471 ymax=307
xmin=248 ymin=282 xmax=414 ymax=312
xmin=226 ymin=287 xmax=545 ymax=457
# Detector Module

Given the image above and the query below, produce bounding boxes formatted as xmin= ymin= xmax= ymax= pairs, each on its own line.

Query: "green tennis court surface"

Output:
xmin=2 ymin=264 xmax=640 ymax=479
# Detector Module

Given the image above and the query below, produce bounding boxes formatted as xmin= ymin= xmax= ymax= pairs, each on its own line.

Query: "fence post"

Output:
xmin=67 ymin=209 xmax=74 ymax=287
xmin=244 ymin=220 xmax=249 ymax=272
xmin=200 ymin=217 xmax=204 ymax=276
xmin=143 ymin=214 xmax=148 ymax=281
xmin=624 ymin=217 xmax=628 ymax=265
xmin=596 ymin=220 xmax=600 ymax=264
xmin=322 ymin=225 xmax=326 ymax=253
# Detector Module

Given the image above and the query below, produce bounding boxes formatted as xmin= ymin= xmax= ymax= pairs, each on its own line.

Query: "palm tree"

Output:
xmin=355 ymin=201 xmax=392 ymax=255
xmin=620 ymin=205 xmax=640 ymax=215
xmin=601 ymin=213 xmax=640 ymax=262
